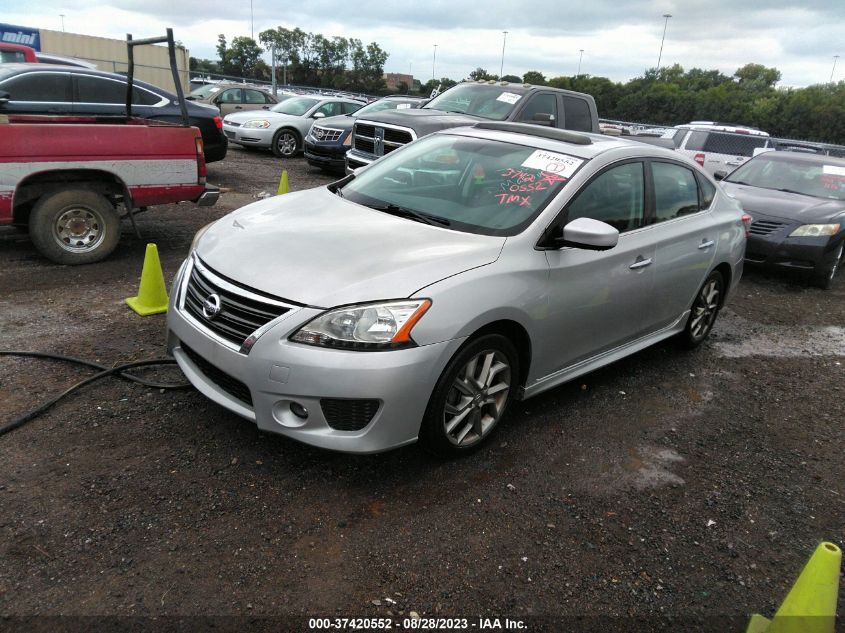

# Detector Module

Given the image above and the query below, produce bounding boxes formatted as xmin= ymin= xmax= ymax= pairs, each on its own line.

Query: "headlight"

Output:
xmin=190 ymin=221 xmax=214 ymax=251
xmin=290 ymin=299 xmax=431 ymax=350
xmin=243 ymin=120 xmax=271 ymax=129
xmin=789 ymin=223 xmax=841 ymax=237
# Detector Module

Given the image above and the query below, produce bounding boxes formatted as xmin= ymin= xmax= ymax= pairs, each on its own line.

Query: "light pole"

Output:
xmin=250 ymin=0 xmax=254 ymax=39
xmin=577 ymin=49 xmax=584 ymax=76
xmin=432 ymin=44 xmax=437 ymax=81
xmin=656 ymin=13 xmax=672 ymax=72
xmin=500 ymin=31 xmax=508 ymax=78
xmin=59 ymin=14 xmax=65 ymax=32
xmin=831 ymin=55 xmax=840 ymax=83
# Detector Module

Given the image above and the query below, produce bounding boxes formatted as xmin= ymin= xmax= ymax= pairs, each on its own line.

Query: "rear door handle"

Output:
xmin=234 ymin=106 xmax=242 ymax=110
xmin=698 ymin=240 xmax=715 ymax=250
xmin=629 ymin=257 xmax=653 ymax=270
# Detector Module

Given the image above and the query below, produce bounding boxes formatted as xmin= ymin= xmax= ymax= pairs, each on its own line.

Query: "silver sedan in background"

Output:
xmin=167 ymin=123 xmax=747 ymax=455
xmin=222 ymin=95 xmax=364 ymax=157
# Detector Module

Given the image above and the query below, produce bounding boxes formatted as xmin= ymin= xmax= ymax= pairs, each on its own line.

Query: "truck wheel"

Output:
xmin=28 ymin=190 xmax=120 ymax=265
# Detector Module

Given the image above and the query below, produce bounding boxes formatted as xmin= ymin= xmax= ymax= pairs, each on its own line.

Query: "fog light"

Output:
xmin=290 ymin=402 xmax=309 ymax=419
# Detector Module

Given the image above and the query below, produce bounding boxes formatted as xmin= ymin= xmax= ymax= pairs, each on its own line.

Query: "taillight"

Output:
xmin=195 ymin=137 xmax=207 ymax=183
xmin=213 ymin=116 xmax=223 ymax=129
xmin=741 ymin=213 xmax=753 ymax=238
xmin=694 ymin=153 xmax=705 ymax=166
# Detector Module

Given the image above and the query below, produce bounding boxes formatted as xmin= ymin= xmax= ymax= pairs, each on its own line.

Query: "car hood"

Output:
xmin=721 ymin=182 xmax=845 ymax=223
xmin=223 ymin=110 xmax=302 ymax=124
xmin=196 ymin=188 xmax=506 ymax=307
xmin=312 ymin=114 xmax=354 ymax=132
xmin=358 ymin=108 xmax=481 ymax=131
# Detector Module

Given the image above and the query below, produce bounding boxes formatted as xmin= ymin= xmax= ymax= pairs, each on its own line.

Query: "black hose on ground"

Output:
xmin=0 ymin=351 xmax=191 ymax=437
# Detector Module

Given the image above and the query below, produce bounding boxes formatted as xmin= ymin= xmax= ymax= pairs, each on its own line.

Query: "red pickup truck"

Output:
xmin=0 ymin=113 xmax=218 ymax=264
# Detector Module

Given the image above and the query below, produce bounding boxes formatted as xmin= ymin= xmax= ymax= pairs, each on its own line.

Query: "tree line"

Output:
xmin=189 ymin=27 xmax=389 ymax=93
xmin=442 ymin=64 xmax=845 ymax=145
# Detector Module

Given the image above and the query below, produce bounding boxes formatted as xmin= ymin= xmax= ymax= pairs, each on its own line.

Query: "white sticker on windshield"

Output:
xmin=823 ymin=165 xmax=845 ymax=177
xmin=521 ymin=150 xmax=584 ymax=177
xmin=396 ymin=103 xmax=412 ymax=109
xmin=496 ymin=92 xmax=522 ymax=104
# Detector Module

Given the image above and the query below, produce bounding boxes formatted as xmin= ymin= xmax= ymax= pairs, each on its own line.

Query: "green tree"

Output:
xmin=468 ymin=67 xmax=497 ymax=81
xmin=522 ymin=70 xmax=545 ymax=85
xmin=734 ymin=63 xmax=781 ymax=89
xmin=501 ymin=74 xmax=522 ymax=83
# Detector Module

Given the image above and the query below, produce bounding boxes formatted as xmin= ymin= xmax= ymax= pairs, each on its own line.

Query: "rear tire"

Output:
xmin=812 ymin=242 xmax=843 ymax=289
xmin=419 ymin=334 xmax=518 ymax=457
xmin=28 ymin=190 xmax=120 ymax=265
xmin=679 ymin=270 xmax=724 ymax=348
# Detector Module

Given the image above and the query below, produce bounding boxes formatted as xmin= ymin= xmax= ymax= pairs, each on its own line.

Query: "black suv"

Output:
xmin=345 ymin=81 xmax=599 ymax=172
xmin=304 ymin=95 xmax=426 ymax=173
xmin=0 ymin=64 xmax=227 ymax=163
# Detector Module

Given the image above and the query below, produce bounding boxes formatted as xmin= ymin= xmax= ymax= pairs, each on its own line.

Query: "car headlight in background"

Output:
xmin=789 ymin=223 xmax=841 ymax=237
xmin=242 ymin=120 xmax=271 ymax=129
xmin=290 ymin=299 xmax=431 ymax=350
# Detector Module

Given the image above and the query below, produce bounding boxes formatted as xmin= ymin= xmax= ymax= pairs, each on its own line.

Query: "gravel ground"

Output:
xmin=1 ymin=145 xmax=843 ymax=631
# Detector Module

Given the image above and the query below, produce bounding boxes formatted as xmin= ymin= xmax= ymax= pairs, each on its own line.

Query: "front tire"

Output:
xmin=680 ymin=270 xmax=724 ymax=348
xmin=812 ymin=242 xmax=843 ymax=289
xmin=28 ymin=190 xmax=120 ymax=265
xmin=419 ymin=334 xmax=518 ymax=456
xmin=271 ymin=129 xmax=300 ymax=158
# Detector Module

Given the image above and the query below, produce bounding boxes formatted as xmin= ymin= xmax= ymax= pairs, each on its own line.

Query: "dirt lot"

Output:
xmin=1 ymin=145 xmax=843 ymax=631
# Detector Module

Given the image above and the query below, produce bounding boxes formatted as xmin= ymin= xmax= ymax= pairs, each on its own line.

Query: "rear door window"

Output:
xmin=218 ymin=89 xmax=242 ymax=104
xmin=243 ymin=89 xmax=266 ymax=104
xmin=652 ymin=162 xmax=701 ymax=223
xmin=702 ymin=132 xmax=769 ymax=157
xmin=75 ymin=75 xmax=160 ymax=105
xmin=2 ymin=72 xmax=71 ymax=102
xmin=561 ymin=96 xmax=593 ymax=132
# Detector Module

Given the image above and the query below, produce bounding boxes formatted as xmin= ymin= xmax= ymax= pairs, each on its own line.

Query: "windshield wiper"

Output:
xmin=368 ymin=203 xmax=451 ymax=226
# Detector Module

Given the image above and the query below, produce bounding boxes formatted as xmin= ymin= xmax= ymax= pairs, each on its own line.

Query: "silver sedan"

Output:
xmin=166 ymin=123 xmax=747 ymax=455
xmin=222 ymin=95 xmax=363 ymax=157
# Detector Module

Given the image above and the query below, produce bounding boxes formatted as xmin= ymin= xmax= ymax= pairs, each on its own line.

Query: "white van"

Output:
xmin=662 ymin=123 xmax=773 ymax=177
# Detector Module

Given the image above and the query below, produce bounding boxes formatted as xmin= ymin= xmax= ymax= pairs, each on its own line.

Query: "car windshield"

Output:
xmin=726 ymin=155 xmax=845 ymax=201
xmin=271 ymin=97 xmax=319 ymax=116
xmin=189 ymin=84 xmax=221 ymax=99
xmin=340 ymin=134 xmax=585 ymax=236
xmin=355 ymin=99 xmax=418 ymax=116
xmin=424 ymin=84 xmax=526 ymax=121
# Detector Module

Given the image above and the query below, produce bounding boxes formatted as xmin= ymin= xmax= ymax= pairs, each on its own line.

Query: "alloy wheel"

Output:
xmin=277 ymin=132 xmax=297 ymax=156
xmin=443 ymin=349 xmax=511 ymax=447
xmin=689 ymin=277 xmax=721 ymax=340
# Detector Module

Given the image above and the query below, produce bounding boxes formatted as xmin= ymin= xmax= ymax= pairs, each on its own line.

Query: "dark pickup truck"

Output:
xmin=345 ymin=81 xmax=600 ymax=173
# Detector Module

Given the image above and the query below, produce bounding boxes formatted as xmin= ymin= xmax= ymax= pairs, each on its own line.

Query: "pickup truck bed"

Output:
xmin=0 ymin=114 xmax=218 ymax=264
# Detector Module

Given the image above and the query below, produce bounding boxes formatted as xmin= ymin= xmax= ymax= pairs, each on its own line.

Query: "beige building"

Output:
xmin=38 ymin=28 xmax=190 ymax=93
xmin=383 ymin=72 xmax=414 ymax=91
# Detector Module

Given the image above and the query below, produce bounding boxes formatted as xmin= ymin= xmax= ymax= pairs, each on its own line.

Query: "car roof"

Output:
xmin=0 ymin=63 xmax=164 ymax=89
xmin=757 ymin=151 xmax=845 ymax=166
xmin=444 ymin=122 xmax=681 ymax=163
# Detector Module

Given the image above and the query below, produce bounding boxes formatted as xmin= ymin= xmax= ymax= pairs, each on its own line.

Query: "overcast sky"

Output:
xmin=4 ymin=1 xmax=844 ymax=87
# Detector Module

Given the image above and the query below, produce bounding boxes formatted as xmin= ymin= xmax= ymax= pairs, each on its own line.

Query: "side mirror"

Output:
xmin=0 ymin=91 xmax=9 ymax=106
xmin=531 ymin=112 xmax=554 ymax=126
xmin=558 ymin=217 xmax=619 ymax=251
xmin=312 ymin=111 xmax=326 ymax=119
xmin=714 ymin=170 xmax=727 ymax=181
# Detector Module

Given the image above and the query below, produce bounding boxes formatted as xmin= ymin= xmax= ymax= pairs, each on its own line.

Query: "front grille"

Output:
xmin=311 ymin=125 xmax=343 ymax=142
xmin=352 ymin=122 xmax=413 ymax=157
xmin=384 ymin=128 xmax=412 ymax=144
xmin=353 ymin=136 xmax=375 ymax=154
xmin=355 ymin=124 xmax=375 ymax=138
xmin=181 ymin=343 xmax=253 ymax=407
xmin=320 ymin=398 xmax=380 ymax=431
xmin=749 ymin=219 xmax=786 ymax=236
xmin=183 ymin=261 xmax=291 ymax=349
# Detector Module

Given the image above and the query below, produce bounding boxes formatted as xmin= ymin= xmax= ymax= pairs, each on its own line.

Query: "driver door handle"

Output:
xmin=629 ymin=257 xmax=653 ymax=270
xmin=698 ymin=239 xmax=715 ymax=250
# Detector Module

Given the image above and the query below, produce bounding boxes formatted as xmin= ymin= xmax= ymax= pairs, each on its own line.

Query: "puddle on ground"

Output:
xmin=625 ymin=446 xmax=686 ymax=490
xmin=714 ymin=311 xmax=845 ymax=358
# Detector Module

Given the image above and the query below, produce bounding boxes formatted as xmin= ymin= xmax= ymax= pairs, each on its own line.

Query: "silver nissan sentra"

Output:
xmin=166 ymin=122 xmax=747 ymax=455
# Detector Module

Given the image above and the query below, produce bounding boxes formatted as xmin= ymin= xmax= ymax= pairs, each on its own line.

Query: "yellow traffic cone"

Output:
xmin=746 ymin=541 xmax=841 ymax=633
xmin=277 ymin=169 xmax=289 ymax=195
xmin=125 ymin=243 xmax=169 ymax=316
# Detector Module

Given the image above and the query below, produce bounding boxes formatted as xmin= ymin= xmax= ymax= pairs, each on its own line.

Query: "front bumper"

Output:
xmin=745 ymin=214 xmax=842 ymax=273
xmin=304 ymin=139 xmax=348 ymax=171
xmin=222 ymin=123 xmax=274 ymax=148
xmin=345 ymin=149 xmax=376 ymax=174
xmin=165 ymin=258 xmax=462 ymax=453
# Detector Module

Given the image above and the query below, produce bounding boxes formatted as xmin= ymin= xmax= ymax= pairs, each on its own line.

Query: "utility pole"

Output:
xmin=59 ymin=14 xmax=65 ymax=32
xmin=831 ymin=55 xmax=840 ymax=83
xmin=657 ymin=13 xmax=672 ymax=72
xmin=577 ymin=49 xmax=584 ymax=76
xmin=432 ymin=44 xmax=437 ymax=81
xmin=250 ymin=0 xmax=254 ymax=39
xmin=271 ymin=43 xmax=276 ymax=95
xmin=500 ymin=31 xmax=508 ymax=78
